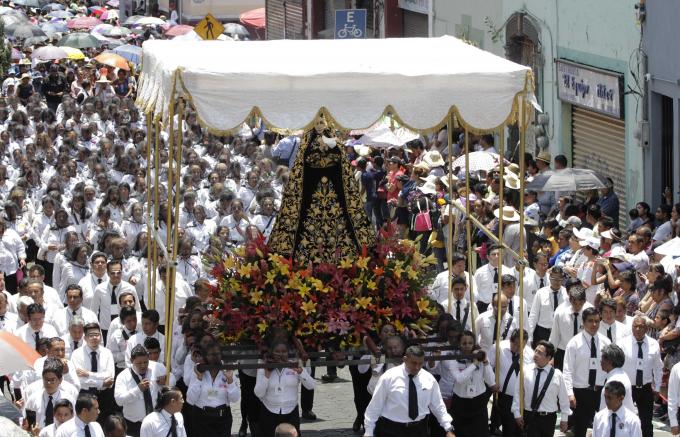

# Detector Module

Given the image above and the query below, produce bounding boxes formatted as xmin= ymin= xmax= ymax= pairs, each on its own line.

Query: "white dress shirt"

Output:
xmin=563 ymin=332 xmax=611 ymax=395
xmin=440 ymin=297 xmax=477 ymax=331
xmin=186 ymin=370 xmax=241 ymax=408
xmin=61 ymin=333 xmax=84 ymax=359
xmin=49 ymin=306 xmax=98 ymax=336
xmin=91 ymin=280 xmax=139 ymax=331
xmin=475 ymin=309 xmax=517 ymax=354
xmin=29 ymin=357 xmax=81 ymax=391
xmin=114 ymin=367 xmax=159 ymax=423
xmin=488 ymin=340 xmax=533 ymax=397
xmin=449 ymin=359 xmax=496 ymax=398
xmin=473 ymin=263 xmax=511 ymax=304
xmin=363 ymin=364 xmax=453 ymax=436
xmin=25 ymin=387 xmax=76 ymax=428
xmin=24 ymin=379 xmax=79 ymax=404
xmin=15 ymin=322 xmax=59 ymax=349
xmin=428 ymin=270 xmax=471 ymax=304
xmin=108 ymin=327 xmax=137 ymax=369
xmin=139 ymin=410 xmax=187 ymax=437
xmin=78 ymin=272 xmax=108 ymax=310
xmin=125 ymin=331 xmax=165 ymax=366
xmin=667 ymin=362 xmax=680 ymax=426
xmin=0 ymin=310 xmax=18 ymax=333
xmin=549 ymin=302 xmax=594 ymax=350
xmin=598 ymin=320 xmax=631 ymax=343
xmin=516 ymin=267 xmax=549 ymax=303
xmin=254 ymin=367 xmax=315 ymax=415
xmin=592 ymin=405 xmax=642 ymax=437
xmin=55 ymin=416 xmax=105 ymax=437
xmin=528 ymin=286 xmax=567 ymax=335
xmin=70 ymin=344 xmax=115 ymax=390
xmin=621 ymin=335 xmax=663 ymax=390
xmin=511 ymin=364 xmax=571 ymax=421
xmin=599 ymin=367 xmax=635 ymax=411
xmin=176 ymin=255 xmax=203 ymax=287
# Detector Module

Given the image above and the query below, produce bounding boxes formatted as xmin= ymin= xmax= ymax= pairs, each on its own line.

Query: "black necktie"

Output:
xmin=607 ymin=327 xmax=613 ymax=342
xmin=493 ymin=268 xmax=498 ymax=284
xmin=408 ymin=374 xmax=418 ymax=420
xmin=0 ymin=314 xmax=5 ymax=320
xmin=540 ymin=278 xmax=545 ymax=288
xmin=637 ymin=341 xmax=644 ymax=386
xmin=84 ymin=423 xmax=91 ymax=437
xmin=97 ymin=278 xmax=103 ymax=284
xmin=493 ymin=317 xmax=498 ymax=342
xmin=456 ymin=300 xmax=461 ymax=321
xmin=45 ymin=395 xmax=53 ymax=425
xmin=553 ymin=291 xmax=559 ymax=311
xmin=140 ymin=372 xmax=153 ymax=414
xmin=531 ymin=368 xmax=544 ymax=410
xmin=502 ymin=354 xmax=520 ymax=394
xmin=509 ymin=299 xmax=514 ymax=316
xmin=573 ymin=313 xmax=579 ymax=336
xmin=170 ymin=414 xmax=178 ymax=437
xmin=589 ymin=336 xmax=597 ymax=388
xmin=110 ymin=285 xmax=117 ymax=305
xmin=34 ymin=331 xmax=40 ymax=350
xmin=72 ymin=310 xmax=77 ymax=316
xmin=90 ymin=351 xmax=98 ymax=372
xmin=73 ymin=340 xmax=79 ymax=349
xmin=610 ymin=412 xmax=617 ymax=437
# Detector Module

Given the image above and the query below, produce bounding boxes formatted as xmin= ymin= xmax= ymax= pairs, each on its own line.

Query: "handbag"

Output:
xmin=412 ymin=200 xmax=432 ymax=232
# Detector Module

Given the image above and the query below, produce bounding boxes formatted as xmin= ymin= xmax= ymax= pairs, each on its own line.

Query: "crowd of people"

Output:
xmin=1 ymin=1 xmax=680 ymax=437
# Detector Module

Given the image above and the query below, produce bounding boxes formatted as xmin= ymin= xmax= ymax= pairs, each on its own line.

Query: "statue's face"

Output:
xmin=314 ymin=117 xmax=327 ymax=134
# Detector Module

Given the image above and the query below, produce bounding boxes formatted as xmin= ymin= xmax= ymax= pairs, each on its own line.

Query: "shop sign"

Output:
xmin=556 ymin=59 xmax=623 ymax=119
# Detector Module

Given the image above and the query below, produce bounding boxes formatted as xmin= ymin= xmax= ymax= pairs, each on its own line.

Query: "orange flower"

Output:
xmin=373 ymin=267 xmax=384 ymax=277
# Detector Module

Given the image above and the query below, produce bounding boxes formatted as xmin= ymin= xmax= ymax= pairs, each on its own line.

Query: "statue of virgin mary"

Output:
xmin=268 ymin=115 xmax=374 ymax=264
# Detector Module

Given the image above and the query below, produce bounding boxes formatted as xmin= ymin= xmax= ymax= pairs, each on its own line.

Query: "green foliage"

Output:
xmin=0 ymin=20 xmax=12 ymax=77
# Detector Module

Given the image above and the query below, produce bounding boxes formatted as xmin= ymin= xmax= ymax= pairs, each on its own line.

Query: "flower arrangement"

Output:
xmin=209 ymin=223 xmax=439 ymax=349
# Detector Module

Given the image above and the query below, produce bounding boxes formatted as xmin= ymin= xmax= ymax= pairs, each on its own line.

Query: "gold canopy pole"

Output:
xmin=446 ymin=112 xmax=454 ymax=315
xmin=150 ymin=117 xmax=161 ymax=310
xmin=464 ymin=129 xmax=475 ymax=338
xmin=495 ymin=127 xmax=506 ymax=390
xmin=172 ymin=101 xmax=184 ymax=256
xmin=164 ymin=98 xmax=176 ymax=374
xmin=145 ymin=115 xmax=153 ymax=309
xmin=518 ymin=96 xmax=528 ymax=418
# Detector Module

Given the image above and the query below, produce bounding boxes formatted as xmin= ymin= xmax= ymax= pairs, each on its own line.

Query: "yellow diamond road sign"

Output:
xmin=195 ymin=13 xmax=224 ymax=40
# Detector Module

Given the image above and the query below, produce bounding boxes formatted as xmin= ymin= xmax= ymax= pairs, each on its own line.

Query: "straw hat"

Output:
xmin=423 ymin=150 xmax=446 ymax=168
xmin=493 ymin=206 xmax=520 ymax=222
xmin=507 ymin=163 xmax=520 ymax=176
xmin=96 ymin=77 xmax=110 ymax=84
xmin=440 ymin=174 xmax=458 ymax=188
xmin=503 ymin=172 xmax=520 ymax=190
xmin=414 ymin=162 xmax=430 ymax=172
xmin=536 ymin=149 xmax=552 ymax=164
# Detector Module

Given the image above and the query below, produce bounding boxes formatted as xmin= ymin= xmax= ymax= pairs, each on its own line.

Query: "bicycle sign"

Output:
xmin=335 ymin=9 xmax=366 ymax=39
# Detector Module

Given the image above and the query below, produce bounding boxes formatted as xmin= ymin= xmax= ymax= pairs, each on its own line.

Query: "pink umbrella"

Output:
xmin=165 ymin=24 xmax=193 ymax=37
xmin=240 ymin=7 xmax=265 ymax=39
xmin=67 ymin=16 xmax=102 ymax=30
xmin=11 ymin=47 xmax=23 ymax=60
xmin=106 ymin=0 xmax=119 ymax=6
xmin=101 ymin=9 xmax=118 ymax=20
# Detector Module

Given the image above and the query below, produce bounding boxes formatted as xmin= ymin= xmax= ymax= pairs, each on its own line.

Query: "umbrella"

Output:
xmin=223 ymin=22 xmax=249 ymax=38
xmin=0 ymin=6 xmax=24 ymax=15
xmin=123 ymin=15 xmax=144 ymax=25
xmin=655 ymin=237 xmax=680 ymax=256
xmin=112 ymin=43 xmax=141 ymax=63
xmin=13 ymin=0 xmax=46 ymax=8
xmin=23 ymin=35 xmax=49 ymax=47
xmin=62 ymin=46 xmax=85 ymax=60
xmin=88 ymin=6 xmax=106 ymax=14
xmin=91 ymin=23 xmax=113 ymax=33
xmin=58 ymin=32 xmax=100 ymax=48
xmin=12 ymin=24 xmax=47 ymax=40
xmin=41 ymin=2 xmax=65 ymax=11
xmin=240 ymin=7 xmax=264 ymax=28
xmin=0 ymin=332 xmax=40 ymax=375
xmin=165 ymin=24 xmax=193 ymax=36
xmin=95 ymin=51 xmax=129 ymax=70
xmin=359 ymin=127 xmax=419 ymax=148
xmin=451 ymin=151 xmax=505 ymax=173
xmin=10 ymin=47 xmax=23 ymax=60
xmin=106 ymin=0 xmax=119 ymax=6
xmin=67 ymin=16 xmax=102 ymax=30
xmin=3 ymin=16 xmax=30 ymax=32
xmin=101 ymin=9 xmax=118 ymax=20
xmin=135 ymin=16 xmax=165 ymax=26
xmin=45 ymin=19 xmax=68 ymax=32
xmin=30 ymin=44 xmax=67 ymax=60
xmin=39 ymin=22 xmax=61 ymax=36
xmin=47 ymin=10 xmax=72 ymax=19
xmin=100 ymin=25 xmax=129 ymax=37
xmin=525 ymin=168 xmax=611 ymax=192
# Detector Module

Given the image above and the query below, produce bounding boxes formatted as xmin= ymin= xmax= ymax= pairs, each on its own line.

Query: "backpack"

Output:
xmin=412 ymin=199 xmax=432 ymax=232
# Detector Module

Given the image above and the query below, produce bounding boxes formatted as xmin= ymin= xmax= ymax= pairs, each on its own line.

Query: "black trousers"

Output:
xmin=5 ymin=271 xmax=18 ymax=294
xmin=632 ymin=384 xmax=654 ymax=437
xmin=258 ymin=405 xmax=300 ymax=437
xmin=572 ymin=387 xmax=601 ymax=437
xmin=349 ymin=364 xmax=371 ymax=422
xmin=532 ymin=326 xmax=551 ymax=348
xmin=125 ymin=419 xmax=142 ymax=437
xmin=553 ymin=349 xmax=565 ymax=371
xmin=450 ymin=392 xmax=491 ymax=437
xmin=193 ymin=406 xmax=233 ymax=437
xmin=497 ymin=393 xmax=519 ymax=437
xmin=301 ymin=366 xmax=315 ymax=412
xmin=239 ymin=371 xmax=260 ymax=433
xmin=375 ymin=417 xmax=428 ymax=437
xmin=523 ymin=411 xmax=557 ymax=437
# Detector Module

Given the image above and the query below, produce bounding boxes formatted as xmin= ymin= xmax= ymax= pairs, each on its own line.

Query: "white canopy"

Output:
xmin=137 ymin=35 xmax=534 ymax=132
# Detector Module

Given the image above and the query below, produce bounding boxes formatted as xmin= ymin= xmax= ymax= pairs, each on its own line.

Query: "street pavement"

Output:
xmin=228 ymin=366 xmax=675 ymax=437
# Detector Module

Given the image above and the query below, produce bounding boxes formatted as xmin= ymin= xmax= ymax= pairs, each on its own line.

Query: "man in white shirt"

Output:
xmin=592 ymin=381 xmax=642 ymax=437
xmin=24 ymin=358 xmax=76 ymax=429
xmin=622 ymin=316 xmax=663 ymax=437
xmin=549 ymin=286 xmax=592 ymax=370
xmin=563 ymin=306 xmax=611 ymax=437
xmin=513 ymin=251 xmax=550 ymax=304
xmin=428 ymin=252 xmax=470 ymax=304
xmin=598 ymin=298 xmax=630 ymax=343
xmin=30 ymin=338 xmax=81 ymax=391
xmin=108 ymin=306 xmax=138 ymax=373
xmin=70 ymin=322 xmax=115 ymax=421
xmin=15 ymin=303 xmax=58 ymax=350
xmin=512 ymin=340 xmax=570 ymax=436
xmin=125 ymin=309 xmax=165 ymax=366
xmin=79 ymin=252 xmax=108 ymax=310
xmin=62 ymin=316 xmax=85 ymax=359
xmin=0 ymin=291 xmax=18 ymax=333
xmin=499 ymin=274 xmax=528 ymax=331
xmin=476 ymin=294 xmax=516 ymax=355
xmin=50 ymin=285 xmax=98 ymax=336
xmin=599 ymin=344 xmax=634 ymax=411
xmin=439 ymin=276 xmax=477 ymax=331
xmin=652 ymin=205 xmax=673 ymax=244
xmin=90 ymin=260 xmax=139 ymax=341
xmin=528 ymin=266 xmax=567 ymax=345
xmin=363 ymin=345 xmax=455 ymax=437
xmin=28 ymin=266 xmax=63 ymax=309
xmin=114 ymin=345 xmax=159 ymax=436
xmin=55 ymin=393 xmax=105 ymax=437
xmin=473 ymin=244 xmax=510 ymax=313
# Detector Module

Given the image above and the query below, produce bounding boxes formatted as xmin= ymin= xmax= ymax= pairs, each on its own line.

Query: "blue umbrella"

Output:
xmin=41 ymin=3 xmax=65 ymax=11
xmin=47 ymin=10 xmax=73 ymax=19
xmin=112 ymin=44 xmax=141 ymax=64
xmin=46 ymin=19 xmax=68 ymax=32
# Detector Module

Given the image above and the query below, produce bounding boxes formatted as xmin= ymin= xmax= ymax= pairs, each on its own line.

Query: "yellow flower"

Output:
xmin=255 ymin=248 xmax=264 ymax=258
xmin=265 ymin=270 xmax=277 ymax=285
xmin=407 ymin=267 xmax=418 ymax=280
xmin=297 ymin=283 xmax=311 ymax=299
xmin=356 ymin=257 xmax=369 ymax=270
xmin=394 ymin=319 xmax=405 ymax=333
xmin=301 ymin=300 xmax=316 ymax=315
xmin=238 ymin=263 xmax=253 ymax=278
xmin=222 ymin=258 xmax=235 ymax=270
xmin=250 ymin=290 xmax=263 ymax=305
xmin=366 ymin=280 xmax=377 ymax=291
xmin=340 ymin=303 xmax=350 ymax=313
xmin=355 ymin=296 xmax=372 ymax=309
xmin=339 ymin=258 xmax=353 ymax=269
xmin=423 ymin=253 xmax=437 ymax=266
xmin=393 ymin=264 xmax=404 ymax=279
xmin=309 ymin=278 xmax=325 ymax=291
xmin=257 ymin=321 xmax=268 ymax=333
xmin=416 ymin=298 xmax=430 ymax=313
